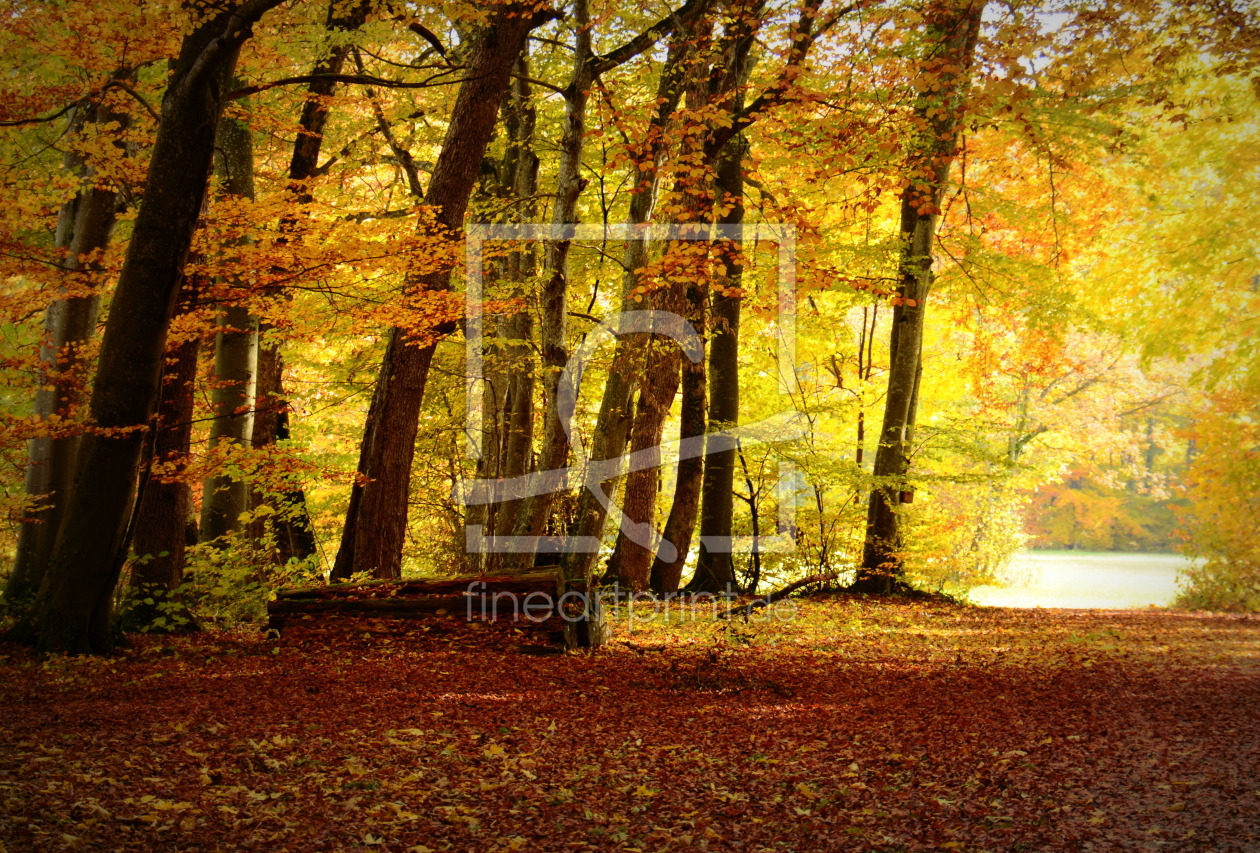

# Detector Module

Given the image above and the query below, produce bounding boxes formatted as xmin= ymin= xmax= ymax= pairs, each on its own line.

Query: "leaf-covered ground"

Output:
xmin=2 ymin=599 xmax=1258 ymax=852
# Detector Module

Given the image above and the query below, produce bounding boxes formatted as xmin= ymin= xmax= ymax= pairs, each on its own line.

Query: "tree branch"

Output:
xmin=352 ymin=47 xmax=426 ymax=199
xmin=110 ymin=80 xmax=161 ymax=123
xmin=709 ymin=0 xmax=866 ymax=154
xmin=589 ymin=0 xmax=712 ymax=77
xmin=407 ymin=22 xmax=448 ymax=57
xmin=181 ymin=0 xmax=289 ymax=99
xmin=0 ymin=100 xmax=80 ymax=128
xmin=719 ymin=572 xmax=839 ymax=619
xmin=228 ymin=69 xmax=464 ymax=100
xmin=510 ymin=72 xmax=568 ymax=96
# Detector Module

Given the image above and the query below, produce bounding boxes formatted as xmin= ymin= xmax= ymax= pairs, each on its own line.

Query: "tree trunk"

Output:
xmin=651 ymin=304 xmax=707 ymax=592
xmin=6 ymin=88 xmax=130 ymax=604
xmin=250 ymin=347 xmax=317 ymax=564
xmin=683 ymin=83 xmax=751 ymax=594
xmin=653 ymin=8 xmax=758 ymax=594
xmin=468 ymin=57 xmax=539 ymax=574
xmin=609 ymin=353 xmax=681 ymax=590
xmin=124 ymin=284 xmax=201 ymax=632
xmin=556 ymin=18 xmax=716 ymax=588
xmin=497 ymin=16 xmax=590 ymax=570
xmin=332 ymin=5 xmax=543 ymax=581
xmin=688 ymin=267 xmax=739 ymax=592
xmin=250 ymin=0 xmax=371 ymax=566
xmin=852 ymin=0 xmax=985 ymax=594
xmin=10 ymin=0 xmax=284 ymax=654
xmin=501 ymin=0 xmax=709 ymax=570
xmin=738 ymin=445 xmax=762 ymax=593
xmin=200 ymin=113 xmax=259 ymax=544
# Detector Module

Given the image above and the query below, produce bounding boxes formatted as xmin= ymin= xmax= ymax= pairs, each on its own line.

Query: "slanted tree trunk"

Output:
xmin=602 ymin=45 xmax=721 ymax=592
xmin=6 ymin=87 xmax=130 ymax=604
xmin=8 ymin=0 xmax=285 ymax=654
xmin=124 ymin=283 xmax=202 ymax=632
xmin=654 ymin=282 xmax=709 ymax=593
xmin=608 ymin=352 xmax=681 ymax=590
xmin=853 ymin=0 xmax=985 ymax=594
xmin=200 ymin=113 xmax=259 ymax=544
xmin=332 ymin=5 xmax=545 ymax=581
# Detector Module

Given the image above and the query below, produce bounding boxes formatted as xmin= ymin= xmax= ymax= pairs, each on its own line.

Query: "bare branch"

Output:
xmin=111 ymin=80 xmax=160 ymax=123
xmin=0 ymin=100 xmax=80 ymax=128
xmin=589 ymin=0 xmax=711 ymax=77
xmin=228 ymin=69 xmax=464 ymax=100
xmin=407 ymin=22 xmax=448 ymax=57
xmin=510 ymin=72 xmax=568 ymax=96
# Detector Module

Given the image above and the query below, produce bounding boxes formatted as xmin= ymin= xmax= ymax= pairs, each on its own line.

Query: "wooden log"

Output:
xmin=266 ymin=572 xmax=581 ymax=645
xmin=274 ymin=572 xmax=559 ymax=601
xmin=718 ymin=572 xmax=839 ymax=619
xmin=267 ymin=591 xmax=563 ymax=619
xmin=267 ymin=597 xmax=462 ymax=615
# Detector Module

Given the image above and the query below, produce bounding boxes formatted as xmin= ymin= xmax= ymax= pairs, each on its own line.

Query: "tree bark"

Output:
xmin=124 ymin=284 xmax=201 ymax=632
xmin=11 ymin=0 xmax=284 ymax=654
xmin=6 ymin=88 xmax=130 ymax=604
xmin=853 ymin=0 xmax=985 ymax=594
xmin=651 ymin=306 xmax=707 ymax=592
xmin=501 ymin=0 xmax=710 ymax=570
xmin=679 ymin=13 xmax=757 ymax=592
xmin=651 ymin=7 xmax=759 ymax=594
xmin=332 ymin=4 xmax=544 ymax=581
xmin=250 ymin=0 xmax=371 ymax=565
xmin=609 ymin=354 xmax=681 ymax=590
xmin=688 ymin=243 xmax=740 ymax=591
xmin=556 ymin=27 xmax=705 ymax=588
xmin=469 ymin=56 xmax=539 ymax=574
xmin=200 ymin=113 xmax=259 ymax=544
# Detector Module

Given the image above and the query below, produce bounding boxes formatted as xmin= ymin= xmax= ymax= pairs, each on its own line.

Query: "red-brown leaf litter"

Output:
xmin=2 ymin=599 xmax=1258 ymax=852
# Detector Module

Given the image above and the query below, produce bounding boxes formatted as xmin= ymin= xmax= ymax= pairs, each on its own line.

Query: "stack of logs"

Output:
xmin=266 ymin=573 xmax=606 ymax=650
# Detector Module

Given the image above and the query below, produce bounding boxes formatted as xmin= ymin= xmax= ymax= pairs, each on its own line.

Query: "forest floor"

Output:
xmin=1 ymin=597 xmax=1258 ymax=853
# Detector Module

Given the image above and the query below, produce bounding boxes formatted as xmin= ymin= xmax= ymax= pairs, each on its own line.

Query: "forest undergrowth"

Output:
xmin=1 ymin=599 xmax=1258 ymax=853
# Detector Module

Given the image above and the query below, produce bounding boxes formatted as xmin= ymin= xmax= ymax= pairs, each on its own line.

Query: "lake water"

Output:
xmin=967 ymin=550 xmax=1190 ymax=609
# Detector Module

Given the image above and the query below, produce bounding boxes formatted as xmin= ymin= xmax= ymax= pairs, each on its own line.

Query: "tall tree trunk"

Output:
xmin=676 ymin=8 xmax=758 ymax=592
xmin=250 ymin=0 xmax=371 ymax=565
xmin=603 ymin=42 xmax=721 ymax=591
xmin=468 ymin=57 xmax=539 ymax=575
xmin=556 ymin=27 xmax=705 ymax=588
xmin=648 ymin=6 xmax=759 ymax=594
xmin=6 ymin=87 xmax=130 ymax=604
xmin=853 ymin=0 xmax=985 ymax=594
xmin=124 ymin=283 xmax=202 ymax=632
xmin=8 ymin=0 xmax=284 ymax=654
xmin=501 ymin=0 xmax=709 ymax=570
xmin=200 ymin=113 xmax=259 ymax=544
xmin=687 ymin=197 xmax=741 ymax=591
xmin=609 ymin=351 xmax=681 ymax=590
xmin=332 ymin=5 xmax=544 ymax=581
